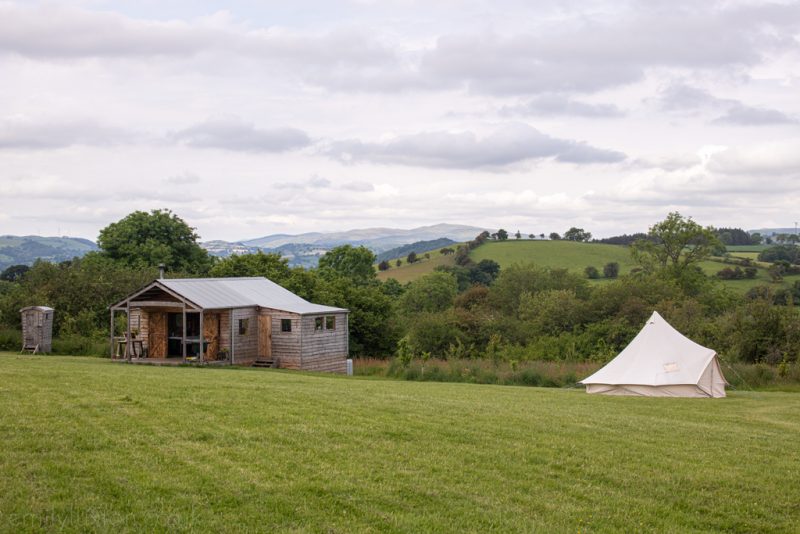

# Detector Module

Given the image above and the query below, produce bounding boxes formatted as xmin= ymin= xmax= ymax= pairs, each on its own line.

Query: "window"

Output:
xmin=325 ymin=316 xmax=335 ymax=330
xmin=281 ymin=319 xmax=292 ymax=332
xmin=314 ymin=317 xmax=324 ymax=331
xmin=238 ymin=318 xmax=249 ymax=335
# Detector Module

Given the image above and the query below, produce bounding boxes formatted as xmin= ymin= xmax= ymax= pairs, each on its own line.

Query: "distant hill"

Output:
xmin=0 ymin=236 xmax=97 ymax=270
xmin=201 ymin=240 xmax=261 ymax=257
xmin=376 ymin=238 xmax=456 ymax=264
xmin=749 ymin=228 xmax=799 ymax=237
xmin=241 ymin=224 xmax=486 ymax=252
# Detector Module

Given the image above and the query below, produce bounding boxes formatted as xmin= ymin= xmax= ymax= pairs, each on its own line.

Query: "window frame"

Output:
xmin=281 ymin=318 xmax=292 ymax=333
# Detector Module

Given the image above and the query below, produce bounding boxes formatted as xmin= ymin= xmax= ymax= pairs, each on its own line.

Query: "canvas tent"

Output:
xmin=580 ymin=311 xmax=727 ymax=397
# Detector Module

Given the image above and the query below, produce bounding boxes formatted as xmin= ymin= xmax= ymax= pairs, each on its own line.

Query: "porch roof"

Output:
xmin=113 ymin=277 xmax=347 ymax=315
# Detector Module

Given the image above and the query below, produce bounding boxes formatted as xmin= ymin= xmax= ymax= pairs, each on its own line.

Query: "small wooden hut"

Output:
xmin=20 ymin=306 xmax=54 ymax=354
xmin=109 ymin=277 xmax=349 ymax=372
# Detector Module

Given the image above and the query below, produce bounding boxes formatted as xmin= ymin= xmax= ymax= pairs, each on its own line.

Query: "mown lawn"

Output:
xmin=1 ymin=354 xmax=800 ymax=533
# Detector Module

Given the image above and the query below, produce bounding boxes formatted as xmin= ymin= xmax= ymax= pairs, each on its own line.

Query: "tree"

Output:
xmin=539 ymin=233 xmax=545 ymax=239
xmin=496 ymin=229 xmax=509 ymax=241
xmin=378 ymin=260 xmax=390 ymax=271
xmin=0 ymin=264 xmax=30 ymax=282
xmin=424 ymin=252 xmax=430 ymax=260
xmin=318 ymin=245 xmax=376 ymax=285
xmin=515 ymin=230 xmax=522 ymax=240
xmin=528 ymin=234 xmax=535 ymax=239
xmin=603 ymin=262 xmax=620 ymax=279
xmin=564 ymin=227 xmax=592 ymax=242
xmin=584 ymin=265 xmax=600 ymax=279
xmin=397 ymin=272 xmax=458 ymax=315
xmin=549 ymin=232 xmax=561 ymax=240
xmin=631 ymin=212 xmax=721 ymax=278
xmin=209 ymin=251 xmax=291 ymax=282
xmin=407 ymin=251 xmax=418 ymax=264
xmin=396 ymin=259 xmax=402 ymax=267
xmin=97 ymin=209 xmax=211 ymax=273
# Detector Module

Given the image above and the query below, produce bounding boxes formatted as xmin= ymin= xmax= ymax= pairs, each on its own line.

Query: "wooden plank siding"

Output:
xmin=259 ymin=309 xmax=302 ymax=369
xmin=300 ymin=312 xmax=348 ymax=373
xmin=232 ymin=308 xmax=259 ymax=364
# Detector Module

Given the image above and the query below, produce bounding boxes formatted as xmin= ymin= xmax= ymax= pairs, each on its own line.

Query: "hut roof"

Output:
xmin=20 ymin=306 xmax=54 ymax=312
xmin=114 ymin=277 xmax=347 ymax=315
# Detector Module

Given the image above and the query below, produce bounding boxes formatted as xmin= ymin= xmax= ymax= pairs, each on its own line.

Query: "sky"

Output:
xmin=0 ymin=0 xmax=799 ymax=241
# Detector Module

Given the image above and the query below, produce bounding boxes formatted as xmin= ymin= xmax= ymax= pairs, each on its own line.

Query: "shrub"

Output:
xmin=603 ymin=262 xmax=619 ymax=279
xmin=584 ymin=266 xmax=600 ymax=279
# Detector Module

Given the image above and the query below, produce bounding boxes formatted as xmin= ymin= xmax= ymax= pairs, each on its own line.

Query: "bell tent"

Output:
xmin=580 ymin=311 xmax=727 ymax=397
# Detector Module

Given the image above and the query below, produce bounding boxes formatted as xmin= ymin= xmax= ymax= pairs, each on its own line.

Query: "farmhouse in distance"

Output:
xmin=110 ymin=277 xmax=349 ymax=372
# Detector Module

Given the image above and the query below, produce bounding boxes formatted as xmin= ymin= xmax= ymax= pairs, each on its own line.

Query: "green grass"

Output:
xmin=2 ymin=354 xmax=800 ymax=532
xmin=470 ymin=240 xmax=636 ymax=275
xmin=377 ymin=251 xmax=456 ymax=283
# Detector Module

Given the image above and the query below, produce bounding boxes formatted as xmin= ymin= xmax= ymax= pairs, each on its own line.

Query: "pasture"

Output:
xmin=1 ymin=354 xmax=799 ymax=532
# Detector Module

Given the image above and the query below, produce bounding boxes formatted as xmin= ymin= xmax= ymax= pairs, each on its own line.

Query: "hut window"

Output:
xmin=314 ymin=317 xmax=324 ymax=331
xmin=281 ymin=319 xmax=292 ymax=332
xmin=325 ymin=316 xmax=335 ymax=330
xmin=238 ymin=318 xmax=249 ymax=335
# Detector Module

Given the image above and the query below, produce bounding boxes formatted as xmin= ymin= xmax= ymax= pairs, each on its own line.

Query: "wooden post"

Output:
xmin=181 ymin=304 xmax=187 ymax=363
xmin=110 ymin=308 xmax=115 ymax=359
xmin=199 ymin=310 xmax=204 ymax=363
xmin=230 ymin=309 xmax=235 ymax=364
xmin=125 ymin=303 xmax=131 ymax=361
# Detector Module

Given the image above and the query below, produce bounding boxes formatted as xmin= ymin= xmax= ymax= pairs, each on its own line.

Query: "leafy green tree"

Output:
xmin=407 ymin=251 xmax=418 ymax=264
xmin=97 ymin=209 xmax=211 ymax=273
xmin=496 ymin=229 xmax=509 ymax=241
xmin=0 ymin=264 xmax=29 ymax=282
xmin=209 ymin=251 xmax=291 ymax=282
xmin=564 ymin=227 xmax=592 ymax=242
xmin=378 ymin=260 xmax=390 ymax=271
xmin=515 ymin=230 xmax=522 ymax=239
xmin=397 ymin=271 xmax=457 ymax=315
xmin=395 ymin=259 xmax=402 ymax=267
xmin=318 ymin=245 xmax=376 ymax=285
xmin=584 ymin=265 xmax=599 ymax=279
xmin=603 ymin=262 xmax=619 ymax=279
xmin=631 ymin=212 xmax=721 ymax=278
xmin=549 ymin=232 xmax=561 ymax=240
xmin=489 ymin=263 xmax=588 ymax=317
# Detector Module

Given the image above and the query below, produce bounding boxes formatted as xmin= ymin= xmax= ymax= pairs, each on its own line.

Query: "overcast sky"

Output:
xmin=1 ymin=0 xmax=799 ymax=241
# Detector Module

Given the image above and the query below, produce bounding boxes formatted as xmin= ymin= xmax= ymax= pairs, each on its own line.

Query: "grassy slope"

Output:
xmin=2 ymin=354 xmax=800 ymax=532
xmin=377 ymin=249 xmax=457 ymax=283
xmin=471 ymin=240 xmax=636 ymax=274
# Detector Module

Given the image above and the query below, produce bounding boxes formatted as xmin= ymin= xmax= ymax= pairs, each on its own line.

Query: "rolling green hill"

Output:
xmin=378 ymin=239 xmax=798 ymax=294
xmin=471 ymin=240 xmax=636 ymax=274
xmin=1 ymin=354 xmax=799 ymax=532
xmin=0 ymin=235 xmax=97 ymax=270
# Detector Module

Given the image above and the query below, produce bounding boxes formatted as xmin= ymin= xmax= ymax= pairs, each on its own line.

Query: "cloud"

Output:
xmin=0 ymin=117 xmax=136 ymax=149
xmin=501 ymin=95 xmax=624 ymax=118
xmin=324 ymin=123 xmax=625 ymax=169
xmin=341 ymin=181 xmax=374 ymax=192
xmin=707 ymin=141 xmax=800 ymax=177
xmin=656 ymin=83 xmax=797 ymax=125
xmin=164 ymin=172 xmax=201 ymax=185
xmin=712 ymin=104 xmax=797 ymax=126
xmin=171 ymin=117 xmax=311 ymax=152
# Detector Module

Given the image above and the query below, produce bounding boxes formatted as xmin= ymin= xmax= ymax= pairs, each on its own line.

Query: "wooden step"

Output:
xmin=252 ymin=359 xmax=276 ymax=368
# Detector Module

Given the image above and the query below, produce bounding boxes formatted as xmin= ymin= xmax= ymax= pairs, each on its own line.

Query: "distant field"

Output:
xmin=470 ymin=240 xmax=636 ymax=274
xmin=725 ymin=245 xmax=771 ymax=252
xmin=377 ymin=247 xmax=457 ymax=283
xmin=1 ymin=354 xmax=799 ymax=532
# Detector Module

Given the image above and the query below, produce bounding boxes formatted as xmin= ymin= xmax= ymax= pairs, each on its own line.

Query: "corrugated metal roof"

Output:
xmin=158 ymin=277 xmax=347 ymax=315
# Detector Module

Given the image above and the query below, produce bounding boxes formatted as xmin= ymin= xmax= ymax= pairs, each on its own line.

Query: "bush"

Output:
xmin=0 ymin=327 xmax=21 ymax=351
xmin=603 ymin=262 xmax=619 ymax=279
xmin=584 ymin=266 xmax=600 ymax=279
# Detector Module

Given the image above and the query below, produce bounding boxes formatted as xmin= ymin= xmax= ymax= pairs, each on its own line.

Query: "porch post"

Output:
xmin=199 ymin=310 xmax=204 ymax=363
xmin=109 ymin=308 xmax=115 ymax=358
xmin=125 ymin=302 xmax=131 ymax=361
xmin=181 ymin=303 xmax=187 ymax=363
xmin=230 ymin=309 xmax=235 ymax=365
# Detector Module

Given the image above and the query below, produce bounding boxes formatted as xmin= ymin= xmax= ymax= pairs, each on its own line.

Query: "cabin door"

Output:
xmin=203 ymin=312 xmax=220 ymax=360
xmin=257 ymin=315 xmax=272 ymax=358
xmin=148 ymin=311 xmax=167 ymax=358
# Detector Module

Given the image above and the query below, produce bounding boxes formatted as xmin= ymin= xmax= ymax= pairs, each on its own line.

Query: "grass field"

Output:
xmin=471 ymin=240 xmax=636 ymax=275
xmin=377 ymin=251 xmax=456 ymax=283
xmin=2 ymin=354 xmax=800 ymax=532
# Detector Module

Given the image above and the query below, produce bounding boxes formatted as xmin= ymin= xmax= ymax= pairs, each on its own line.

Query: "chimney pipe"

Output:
xmin=158 ymin=264 xmax=165 ymax=280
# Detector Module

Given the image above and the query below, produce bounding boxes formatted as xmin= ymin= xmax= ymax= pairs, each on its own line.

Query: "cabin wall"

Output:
xmin=232 ymin=307 xmax=259 ymax=364
xmin=258 ymin=308 xmax=302 ymax=369
xmin=300 ymin=312 xmax=348 ymax=373
xmin=21 ymin=309 xmax=54 ymax=353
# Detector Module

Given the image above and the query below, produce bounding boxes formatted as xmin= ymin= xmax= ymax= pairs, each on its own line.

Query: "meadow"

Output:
xmin=1 ymin=354 xmax=800 ymax=532
xmin=378 ymin=239 xmax=800 ymax=294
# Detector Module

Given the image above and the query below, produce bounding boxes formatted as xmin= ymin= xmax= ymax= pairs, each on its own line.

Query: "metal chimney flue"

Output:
xmin=158 ymin=264 xmax=165 ymax=280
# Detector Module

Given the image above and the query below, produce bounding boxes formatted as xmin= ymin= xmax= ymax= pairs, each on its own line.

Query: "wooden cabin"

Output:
xmin=109 ymin=277 xmax=349 ymax=373
xmin=20 ymin=306 xmax=54 ymax=354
